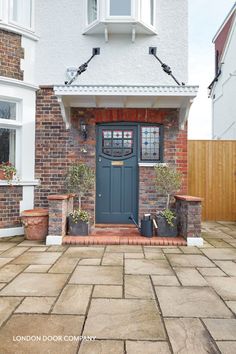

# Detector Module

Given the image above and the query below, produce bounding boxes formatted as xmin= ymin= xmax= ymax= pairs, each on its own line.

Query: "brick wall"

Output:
xmin=0 ymin=186 xmax=22 ymax=228
xmin=0 ymin=29 xmax=24 ymax=80
xmin=35 ymin=88 xmax=187 ymax=223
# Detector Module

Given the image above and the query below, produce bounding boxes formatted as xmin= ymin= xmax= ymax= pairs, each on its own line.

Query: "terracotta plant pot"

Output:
xmin=21 ymin=208 xmax=49 ymax=240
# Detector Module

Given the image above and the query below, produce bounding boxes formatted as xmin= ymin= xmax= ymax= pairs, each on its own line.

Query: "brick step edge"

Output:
xmin=63 ymin=236 xmax=187 ymax=246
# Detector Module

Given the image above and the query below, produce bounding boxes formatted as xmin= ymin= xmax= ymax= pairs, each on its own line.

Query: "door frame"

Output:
xmin=95 ymin=122 xmax=139 ymax=224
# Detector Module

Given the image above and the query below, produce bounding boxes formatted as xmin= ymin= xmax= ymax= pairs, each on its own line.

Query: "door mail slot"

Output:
xmin=112 ymin=161 xmax=124 ymax=166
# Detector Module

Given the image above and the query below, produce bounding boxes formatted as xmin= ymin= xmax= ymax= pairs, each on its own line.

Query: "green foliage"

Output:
xmin=69 ymin=209 xmax=90 ymax=223
xmin=0 ymin=162 xmax=17 ymax=184
xmin=160 ymin=208 xmax=176 ymax=227
xmin=65 ymin=163 xmax=95 ymax=209
xmin=154 ymin=165 xmax=182 ymax=209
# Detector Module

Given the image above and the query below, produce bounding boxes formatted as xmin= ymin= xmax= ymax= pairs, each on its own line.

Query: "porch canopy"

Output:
xmin=53 ymin=84 xmax=198 ymax=130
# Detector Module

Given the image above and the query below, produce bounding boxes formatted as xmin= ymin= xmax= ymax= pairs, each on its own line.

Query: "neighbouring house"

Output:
xmin=209 ymin=2 xmax=236 ymax=139
xmin=0 ymin=0 xmax=200 ymax=244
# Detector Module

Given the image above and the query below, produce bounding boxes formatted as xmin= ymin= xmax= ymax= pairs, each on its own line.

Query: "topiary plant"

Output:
xmin=154 ymin=164 xmax=182 ymax=225
xmin=65 ymin=163 xmax=95 ymax=209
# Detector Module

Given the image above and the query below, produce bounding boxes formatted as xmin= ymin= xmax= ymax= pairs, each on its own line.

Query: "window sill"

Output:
xmin=0 ymin=180 xmax=40 ymax=186
xmin=0 ymin=22 xmax=39 ymax=41
xmin=138 ymin=162 xmax=167 ymax=167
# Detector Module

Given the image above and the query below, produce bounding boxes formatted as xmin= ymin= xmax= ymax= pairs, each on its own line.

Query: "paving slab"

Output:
xmin=165 ymin=318 xmax=219 ymax=354
xmin=126 ymin=341 xmax=171 ymax=354
xmin=144 ymin=251 xmax=166 ymax=260
xmin=17 ymin=240 xmax=44 ymax=247
xmin=69 ymin=266 xmax=123 ymax=285
xmin=49 ymin=256 xmax=79 ymax=273
xmin=0 ymin=314 xmax=84 ymax=354
xmin=167 ymin=255 xmax=214 ymax=267
xmin=0 ymin=258 xmax=14 ymax=269
xmin=12 ymin=252 xmax=62 ymax=265
xmin=65 ymin=247 xmax=104 ymax=258
xmin=0 ymin=264 xmax=26 ymax=282
xmin=0 ymin=273 xmax=68 ymax=297
xmin=125 ymin=275 xmax=154 ymax=299
xmin=83 ymin=299 xmax=166 ymax=340
xmin=179 ymin=246 xmax=202 ymax=254
xmin=0 ymin=297 xmax=22 ymax=327
xmin=52 ymin=285 xmax=92 ymax=314
xmin=203 ymin=319 xmax=236 ymax=340
xmin=174 ymin=268 xmax=208 ymax=286
xmin=226 ymin=301 xmax=236 ymax=315
xmin=93 ymin=285 xmax=122 ymax=298
xmin=197 ymin=267 xmax=226 ymax=277
xmin=207 ymin=239 xmax=232 ymax=248
xmin=0 ymin=243 xmax=16 ymax=251
xmin=102 ymin=253 xmax=123 ymax=266
xmin=24 ymin=264 xmax=52 ymax=273
xmin=15 ymin=297 xmax=55 ymax=313
xmin=201 ymin=248 xmax=236 ymax=260
xmin=125 ymin=259 xmax=173 ymax=275
xmin=216 ymin=341 xmax=236 ymax=354
xmin=162 ymin=248 xmax=182 ymax=254
xmin=79 ymin=340 xmax=124 ymax=354
xmin=79 ymin=258 xmax=101 ymax=265
xmin=0 ymin=247 xmax=29 ymax=258
xmin=205 ymin=277 xmax=236 ymax=300
xmin=28 ymin=247 xmax=49 ymax=252
xmin=151 ymin=275 xmax=180 ymax=286
xmin=155 ymin=286 xmax=233 ymax=318
xmin=106 ymin=245 xmax=142 ymax=253
xmin=124 ymin=252 xmax=144 ymax=258
xmin=214 ymin=261 xmax=236 ymax=276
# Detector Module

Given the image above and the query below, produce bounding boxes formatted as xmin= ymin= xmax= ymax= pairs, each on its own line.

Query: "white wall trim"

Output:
xmin=0 ymin=227 xmax=24 ymax=238
xmin=0 ymin=180 xmax=40 ymax=186
xmin=187 ymin=237 xmax=204 ymax=247
xmin=0 ymin=76 xmax=38 ymax=91
xmin=46 ymin=235 xmax=63 ymax=246
xmin=138 ymin=162 xmax=167 ymax=167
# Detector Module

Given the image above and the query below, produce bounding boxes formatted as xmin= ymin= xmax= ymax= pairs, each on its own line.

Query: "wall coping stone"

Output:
xmin=175 ymin=195 xmax=203 ymax=202
xmin=47 ymin=194 xmax=75 ymax=201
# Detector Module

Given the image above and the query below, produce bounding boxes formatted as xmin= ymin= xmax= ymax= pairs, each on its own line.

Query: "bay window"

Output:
xmin=0 ymin=100 xmax=20 ymax=172
xmin=87 ymin=0 xmax=97 ymax=25
xmin=9 ymin=0 xmax=33 ymax=29
xmin=109 ymin=0 xmax=131 ymax=17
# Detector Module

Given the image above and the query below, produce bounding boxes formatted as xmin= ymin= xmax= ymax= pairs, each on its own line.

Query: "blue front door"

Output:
xmin=96 ymin=124 xmax=138 ymax=224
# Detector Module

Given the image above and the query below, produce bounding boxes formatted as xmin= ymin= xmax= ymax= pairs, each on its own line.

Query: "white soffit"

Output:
xmin=53 ymin=84 xmax=198 ymax=130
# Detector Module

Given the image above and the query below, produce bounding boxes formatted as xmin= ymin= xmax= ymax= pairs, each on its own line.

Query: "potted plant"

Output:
xmin=154 ymin=164 xmax=182 ymax=237
xmin=0 ymin=162 xmax=17 ymax=184
xmin=65 ymin=163 xmax=95 ymax=236
xmin=67 ymin=209 xmax=90 ymax=236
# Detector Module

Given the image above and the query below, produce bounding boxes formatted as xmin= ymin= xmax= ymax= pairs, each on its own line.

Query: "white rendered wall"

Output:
xmin=212 ymin=21 xmax=236 ymax=140
xmin=34 ymin=0 xmax=188 ymax=86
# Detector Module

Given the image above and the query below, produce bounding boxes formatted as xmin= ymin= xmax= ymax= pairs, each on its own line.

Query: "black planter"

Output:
xmin=156 ymin=215 xmax=178 ymax=237
xmin=67 ymin=216 xmax=89 ymax=236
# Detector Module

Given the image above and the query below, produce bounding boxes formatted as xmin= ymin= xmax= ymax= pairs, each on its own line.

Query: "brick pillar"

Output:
xmin=175 ymin=195 xmax=203 ymax=246
xmin=46 ymin=194 xmax=74 ymax=245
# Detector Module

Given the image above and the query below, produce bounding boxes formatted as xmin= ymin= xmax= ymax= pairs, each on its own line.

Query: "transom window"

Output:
xmin=102 ymin=130 xmax=133 ymax=157
xmin=0 ymin=101 xmax=16 ymax=120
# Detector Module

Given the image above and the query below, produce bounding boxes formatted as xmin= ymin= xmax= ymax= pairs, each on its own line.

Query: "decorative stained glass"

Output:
xmin=102 ymin=129 xmax=133 ymax=157
xmin=141 ymin=126 xmax=160 ymax=161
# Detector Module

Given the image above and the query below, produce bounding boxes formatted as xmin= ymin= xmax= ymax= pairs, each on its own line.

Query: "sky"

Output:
xmin=188 ymin=0 xmax=235 ymax=139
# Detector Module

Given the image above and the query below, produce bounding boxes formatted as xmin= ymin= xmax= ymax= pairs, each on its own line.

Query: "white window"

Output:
xmin=141 ymin=0 xmax=154 ymax=26
xmin=0 ymin=100 xmax=21 ymax=169
xmin=0 ymin=0 xmax=3 ymax=20
xmin=9 ymin=0 xmax=32 ymax=29
xmin=87 ymin=0 xmax=98 ymax=25
xmin=109 ymin=0 xmax=131 ymax=16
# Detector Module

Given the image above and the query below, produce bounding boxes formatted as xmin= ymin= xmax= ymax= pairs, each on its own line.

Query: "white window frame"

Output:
xmin=106 ymin=0 xmax=136 ymax=21
xmin=0 ymin=97 xmax=22 ymax=177
xmin=8 ymin=0 xmax=34 ymax=32
xmin=139 ymin=0 xmax=156 ymax=29
xmin=86 ymin=0 xmax=99 ymax=26
xmin=0 ymin=0 xmax=3 ymax=20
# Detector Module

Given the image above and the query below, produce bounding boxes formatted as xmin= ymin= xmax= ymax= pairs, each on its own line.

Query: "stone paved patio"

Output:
xmin=0 ymin=221 xmax=235 ymax=353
